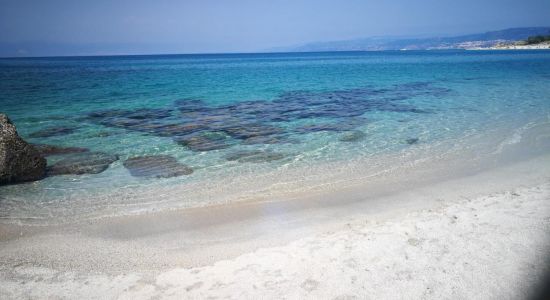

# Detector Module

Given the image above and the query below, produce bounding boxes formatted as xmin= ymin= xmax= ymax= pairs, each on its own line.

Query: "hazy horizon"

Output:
xmin=1 ymin=0 xmax=550 ymax=57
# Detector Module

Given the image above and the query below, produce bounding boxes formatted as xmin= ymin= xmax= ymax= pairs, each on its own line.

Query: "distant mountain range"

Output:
xmin=276 ymin=27 xmax=550 ymax=52
xmin=3 ymin=27 xmax=550 ymax=57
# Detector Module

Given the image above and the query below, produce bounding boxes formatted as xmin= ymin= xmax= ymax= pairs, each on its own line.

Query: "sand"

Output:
xmin=1 ymin=120 xmax=549 ymax=299
xmin=1 ymin=167 xmax=549 ymax=299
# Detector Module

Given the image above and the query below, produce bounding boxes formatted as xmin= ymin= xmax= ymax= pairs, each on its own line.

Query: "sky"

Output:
xmin=0 ymin=0 xmax=549 ymax=56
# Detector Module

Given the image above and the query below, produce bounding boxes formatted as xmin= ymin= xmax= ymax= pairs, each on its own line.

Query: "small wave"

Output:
xmin=493 ymin=122 xmax=537 ymax=154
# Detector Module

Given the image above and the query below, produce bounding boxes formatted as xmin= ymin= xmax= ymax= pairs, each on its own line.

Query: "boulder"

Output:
xmin=0 ymin=114 xmax=47 ymax=184
xmin=123 ymin=155 xmax=193 ymax=178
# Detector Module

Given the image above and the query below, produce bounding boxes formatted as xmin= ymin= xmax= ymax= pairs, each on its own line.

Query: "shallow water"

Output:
xmin=1 ymin=50 xmax=550 ymax=224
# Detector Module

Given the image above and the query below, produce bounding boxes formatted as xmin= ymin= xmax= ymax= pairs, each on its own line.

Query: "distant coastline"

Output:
xmin=467 ymin=41 xmax=550 ymax=50
xmin=275 ymin=27 xmax=550 ymax=53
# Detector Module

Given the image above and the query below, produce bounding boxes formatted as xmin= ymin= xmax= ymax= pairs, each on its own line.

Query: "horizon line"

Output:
xmin=2 ymin=25 xmax=549 ymax=59
xmin=0 ymin=49 xmax=477 ymax=59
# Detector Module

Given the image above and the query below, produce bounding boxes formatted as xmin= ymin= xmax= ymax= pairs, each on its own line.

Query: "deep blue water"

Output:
xmin=1 ymin=50 xmax=550 ymax=223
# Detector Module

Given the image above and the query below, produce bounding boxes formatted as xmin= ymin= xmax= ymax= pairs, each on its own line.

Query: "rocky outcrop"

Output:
xmin=0 ymin=114 xmax=47 ymax=184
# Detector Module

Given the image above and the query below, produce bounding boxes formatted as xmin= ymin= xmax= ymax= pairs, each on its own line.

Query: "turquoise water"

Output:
xmin=1 ymin=51 xmax=550 ymax=223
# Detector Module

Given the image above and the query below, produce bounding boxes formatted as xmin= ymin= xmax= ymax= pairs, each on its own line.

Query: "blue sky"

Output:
xmin=0 ymin=0 xmax=549 ymax=56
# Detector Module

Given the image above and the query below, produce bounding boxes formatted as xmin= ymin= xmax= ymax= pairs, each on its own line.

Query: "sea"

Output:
xmin=1 ymin=50 xmax=550 ymax=224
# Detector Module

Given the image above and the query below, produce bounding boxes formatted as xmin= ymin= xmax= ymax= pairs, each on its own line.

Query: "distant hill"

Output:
xmin=278 ymin=27 xmax=550 ymax=52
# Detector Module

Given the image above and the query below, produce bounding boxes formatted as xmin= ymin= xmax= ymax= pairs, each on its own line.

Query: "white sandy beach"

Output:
xmin=1 ymin=149 xmax=549 ymax=299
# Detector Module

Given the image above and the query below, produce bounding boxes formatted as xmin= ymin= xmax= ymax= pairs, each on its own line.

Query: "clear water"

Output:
xmin=1 ymin=51 xmax=550 ymax=224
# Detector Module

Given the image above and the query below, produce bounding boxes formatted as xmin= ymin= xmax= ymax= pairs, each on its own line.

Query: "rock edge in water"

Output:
xmin=33 ymin=144 xmax=89 ymax=157
xmin=0 ymin=114 xmax=47 ymax=184
xmin=123 ymin=155 xmax=193 ymax=178
xmin=46 ymin=152 xmax=119 ymax=176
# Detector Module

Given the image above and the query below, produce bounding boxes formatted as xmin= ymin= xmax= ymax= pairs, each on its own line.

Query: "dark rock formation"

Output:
xmin=241 ymin=135 xmax=296 ymax=145
xmin=339 ymin=130 xmax=367 ymax=142
xmin=224 ymin=150 xmax=265 ymax=161
xmin=237 ymin=152 xmax=287 ymax=163
xmin=0 ymin=114 xmax=47 ymax=184
xmin=222 ymin=124 xmax=284 ymax=140
xmin=224 ymin=150 xmax=288 ymax=163
xmin=28 ymin=126 xmax=77 ymax=138
xmin=295 ymin=123 xmax=357 ymax=134
xmin=46 ymin=152 xmax=119 ymax=176
xmin=406 ymin=138 xmax=419 ymax=145
xmin=87 ymin=108 xmax=172 ymax=120
xmin=151 ymin=123 xmax=204 ymax=137
xmin=33 ymin=144 xmax=89 ymax=156
xmin=83 ymin=83 xmax=447 ymax=154
xmin=174 ymin=132 xmax=231 ymax=152
xmin=88 ymin=131 xmax=112 ymax=138
xmin=123 ymin=155 xmax=193 ymax=178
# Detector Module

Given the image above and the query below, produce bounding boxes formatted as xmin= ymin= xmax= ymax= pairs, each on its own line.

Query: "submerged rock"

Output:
xmin=46 ymin=152 xmax=119 ymax=176
xmin=99 ymin=118 xmax=143 ymax=129
xmin=406 ymin=138 xmax=419 ymax=145
xmin=88 ymin=131 xmax=112 ymax=138
xmin=225 ymin=150 xmax=288 ymax=163
xmin=223 ymin=150 xmax=265 ymax=161
xmin=295 ymin=123 xmax=355 ymax=134
xmin=241 ymin=135 xmax=296 ymax=145
xmin=48 ymin=81 xmax=443 ymax=177
xmin=237 ymin=152 xmax=287 ymax=163
xmin=175 ymin=99 xmax=209 ymax=113
xmin=123 ymin=108 xmax=172 ymax=120
xmin=175 ymin=132 xmax=231 ymax=152
xmin=222 ymin=124 xmax=284 ymax=140
xmin=28 ymin=126 xmax=77 ymax=138
xmin=123 ymin=155 xmax=193 ymax=178
xmin=87 ymin=108 xmax=172 ymax=120
xmin=33 ymin=144 xmax=89 ymax=156
xmin=82 ymin=83 xmax=448 ymax=146
xmin=87 ymin=109 xmax=130 ymax=119
xmin=0 ymin=114 xmax=47 ymax=184
xmin=152 ymin=123 xmax=204 ymax=137
xmin=339 ymin=130 xmax=367 ymax=142
xmin=381 ymin=104 xmax=432 ymax=114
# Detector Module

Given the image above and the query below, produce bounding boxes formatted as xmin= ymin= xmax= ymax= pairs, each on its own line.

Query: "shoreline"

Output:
xmin=0 ymin=124 xmax=549 ymax=269
xmin=1 ymin=155 xmax=549 ymax=298
xmin=0 ymin=112 xmax=549 ymax=298
xmin=467 ymin=41 xmax=550 ymax=50
xmin=2 ymin=116 xmax=549 ymax=227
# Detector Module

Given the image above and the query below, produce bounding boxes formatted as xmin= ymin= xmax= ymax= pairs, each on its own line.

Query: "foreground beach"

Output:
xmin=1 ymin=143 xmax=549 ymax=299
